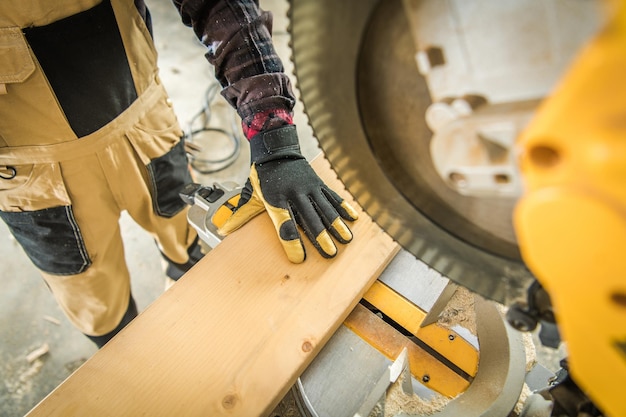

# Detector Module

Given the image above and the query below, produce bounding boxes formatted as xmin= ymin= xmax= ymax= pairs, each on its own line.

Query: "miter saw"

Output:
xmin=183 ymin=1 xmax=626 ymax=415
xmin=285 ymin=0 xmax=626 ymax=416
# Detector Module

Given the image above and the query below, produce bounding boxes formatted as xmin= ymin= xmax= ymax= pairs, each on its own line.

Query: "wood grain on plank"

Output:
xmin=26 ymin=156 xmax=399 ymax=417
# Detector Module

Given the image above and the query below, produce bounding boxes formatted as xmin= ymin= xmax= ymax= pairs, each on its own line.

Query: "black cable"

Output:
xmin=185 ymin=83 xmax=241 ymax=174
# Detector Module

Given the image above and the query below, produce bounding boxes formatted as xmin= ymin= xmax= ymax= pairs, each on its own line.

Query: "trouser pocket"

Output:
xmin=125 ymin=91 xmax=191 ymax=218
xmin=0 ymin=206 xmax=91 ymax=275
xmin=0 ymin=162 xmax=91 ymax=275
xmin=146 ymin=139 xmax=193 ymax=217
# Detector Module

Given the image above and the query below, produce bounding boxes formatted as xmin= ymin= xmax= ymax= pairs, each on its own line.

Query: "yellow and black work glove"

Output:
xmin=218 ymin=125 xmax=358 ymax=263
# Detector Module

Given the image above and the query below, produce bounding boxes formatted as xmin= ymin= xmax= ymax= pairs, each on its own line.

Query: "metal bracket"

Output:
xmin=354 ymin=347 xmax=413 ymax=417
xmin=179 ymin=182 xmax=242 ymax=248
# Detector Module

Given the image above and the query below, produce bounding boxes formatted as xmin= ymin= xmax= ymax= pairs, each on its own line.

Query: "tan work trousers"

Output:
xmin=0 ymin=79 xmax=197 ymax=336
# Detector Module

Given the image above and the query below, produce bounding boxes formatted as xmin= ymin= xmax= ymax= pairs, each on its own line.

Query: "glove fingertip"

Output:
xmin=332 ymin=218 xmax=353 ymax=243
xmin=283 ymin=239 xmax=306 ymax=263
xmin=341 ymin=201 xmax=359 ymax=221
xmin=321 ymin=187 xmax=359 ymax=221
xmin=316 ymin=230 xmax=338 ymax=258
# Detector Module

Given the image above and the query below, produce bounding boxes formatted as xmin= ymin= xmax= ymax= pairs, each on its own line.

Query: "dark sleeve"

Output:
xmin=171 ymin=0 xmax=296 ymax=125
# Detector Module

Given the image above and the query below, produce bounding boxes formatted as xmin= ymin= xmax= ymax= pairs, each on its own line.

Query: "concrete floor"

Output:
xmin=0 ymin=1 xmax=316 ymax=416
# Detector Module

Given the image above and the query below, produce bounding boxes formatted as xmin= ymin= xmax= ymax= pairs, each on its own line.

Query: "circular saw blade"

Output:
xmin=288 ymin=0 xmax=535 ymax=305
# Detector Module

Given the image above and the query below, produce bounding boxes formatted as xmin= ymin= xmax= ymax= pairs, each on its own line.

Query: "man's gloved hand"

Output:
xmin=218 ymin=125 xmax=358 ymax=263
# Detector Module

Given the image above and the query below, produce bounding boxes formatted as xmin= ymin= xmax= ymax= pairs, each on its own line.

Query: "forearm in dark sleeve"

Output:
xmin=171 ymin=0 xmax=296 ymax=130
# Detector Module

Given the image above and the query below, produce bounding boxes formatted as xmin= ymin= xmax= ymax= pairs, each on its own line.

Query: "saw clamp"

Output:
xmin=179 ymin=182 xmax=242 ymax=249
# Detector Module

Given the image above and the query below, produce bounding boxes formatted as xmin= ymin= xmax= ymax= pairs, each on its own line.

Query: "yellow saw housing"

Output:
xmin=289 ymin=0 xmax=625 ymax=414
xmin=515 ymin=1 xmax=626 ymax=415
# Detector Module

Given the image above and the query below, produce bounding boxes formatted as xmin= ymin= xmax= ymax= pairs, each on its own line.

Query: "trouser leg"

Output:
xmin=40 ymin=153 xmax=134 ymax=340
xmin=5 ymin=87 xmax=202 ymax=346
xmin=160 ymin=234 xmax=205 ymax=280
xmin=116 ymin=113 xmax=205 ymax=280
xmin=85 ymin=295 xmax=138 ymax=348
xmin=42 ymin=133 xmax=199 ymax=343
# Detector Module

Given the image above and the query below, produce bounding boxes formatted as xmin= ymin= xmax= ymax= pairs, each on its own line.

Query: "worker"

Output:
xmin=0 ymin=0 xmax=357 ymax=348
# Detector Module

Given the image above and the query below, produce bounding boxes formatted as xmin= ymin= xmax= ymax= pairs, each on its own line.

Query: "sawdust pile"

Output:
xmin=384 ymin=377 xmax=450 ymax=416
xmin=522 ymin=331 xmax=537 ymax=372
xmin=437 ymin=286 xmax=477 ymax=335
xmin=513 ymin=383 xmax=532 ymax=416
xmin=3 ymin=355 xmax=45 ymax=403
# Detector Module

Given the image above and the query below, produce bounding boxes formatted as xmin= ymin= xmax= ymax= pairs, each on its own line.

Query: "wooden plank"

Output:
xmin=26 ymin=156 xmax=399 ymax=417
